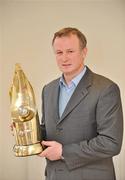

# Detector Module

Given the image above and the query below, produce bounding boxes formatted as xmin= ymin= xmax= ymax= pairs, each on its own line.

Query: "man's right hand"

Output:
xmin=10 ymin=122 xmax=15 ymax=136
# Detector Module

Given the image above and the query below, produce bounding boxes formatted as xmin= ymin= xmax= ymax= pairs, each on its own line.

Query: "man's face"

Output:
xmin=53 ymin=34 xmax=87 ymax=78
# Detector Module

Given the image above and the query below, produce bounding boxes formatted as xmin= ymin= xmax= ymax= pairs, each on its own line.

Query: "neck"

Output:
xmin=64 ymin=65 xmax=85 ymax=85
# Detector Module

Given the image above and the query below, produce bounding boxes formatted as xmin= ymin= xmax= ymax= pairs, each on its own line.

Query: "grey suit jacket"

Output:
xmin=41 ymin=67 xmax=123 ymax=180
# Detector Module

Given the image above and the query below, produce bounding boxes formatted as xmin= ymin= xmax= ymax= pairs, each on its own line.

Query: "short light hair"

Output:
xmin=52 ymin=27 xmax=87 ymax=49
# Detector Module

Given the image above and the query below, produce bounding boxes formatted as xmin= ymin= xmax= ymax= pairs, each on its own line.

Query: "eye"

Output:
xmin=67 ymin=50 xmax=74 ymax=53
xmin=56 ymin=51 xmax=63 ymax=55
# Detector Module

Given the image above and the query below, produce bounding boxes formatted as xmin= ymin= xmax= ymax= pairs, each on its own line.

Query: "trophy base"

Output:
xmin=13 ymin=143 xmax=43 ymax=157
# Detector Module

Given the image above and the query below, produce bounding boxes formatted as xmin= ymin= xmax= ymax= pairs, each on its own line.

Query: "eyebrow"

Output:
xmin=56 ymin=48 xmax=74 ymax=51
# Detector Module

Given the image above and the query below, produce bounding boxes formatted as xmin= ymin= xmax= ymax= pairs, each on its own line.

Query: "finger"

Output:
xmin=42 ymin=140 xmax=54 ymax=147
xmin=10 ymin=124 xmax=14 ymax=136
xmin=10 ymin=122 xmax=15 ymax=131
xmin=10 ymin=124 xmax=13 ymax=131
xmin=38 ymin=152 xmax=44 ymax=157
xmin=39 ymin=148 xmax=48 ymax=157
xmin=13 ymin=122 xmax=16 ymax=128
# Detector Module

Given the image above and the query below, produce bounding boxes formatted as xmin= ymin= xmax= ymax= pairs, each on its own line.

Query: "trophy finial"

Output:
xmin=15 ymin=63 xmax=22 ymax=71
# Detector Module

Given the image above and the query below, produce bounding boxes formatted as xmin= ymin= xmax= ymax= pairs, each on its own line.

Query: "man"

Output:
xmin=39 ymin=27 xmax=123 ymax=180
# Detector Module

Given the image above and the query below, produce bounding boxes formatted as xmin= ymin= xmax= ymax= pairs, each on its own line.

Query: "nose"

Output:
xmin=62 ymin=52 xmax=68 ymax=62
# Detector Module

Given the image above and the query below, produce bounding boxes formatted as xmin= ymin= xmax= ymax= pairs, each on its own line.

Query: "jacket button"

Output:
xmin=56 ymin=127 xmax=63 ymax=135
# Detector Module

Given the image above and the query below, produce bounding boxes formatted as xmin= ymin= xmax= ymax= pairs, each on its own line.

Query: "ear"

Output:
xmin=82 ymin=47 xmax=88 ymax=58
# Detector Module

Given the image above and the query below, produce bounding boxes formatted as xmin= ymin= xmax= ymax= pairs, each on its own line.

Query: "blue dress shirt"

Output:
xmin=59 ymin=66 xmax=87 ymax=117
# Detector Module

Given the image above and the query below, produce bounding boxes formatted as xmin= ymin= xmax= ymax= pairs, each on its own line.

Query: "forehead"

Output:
xmin=53 ymin=34 xmax=80 ymax=49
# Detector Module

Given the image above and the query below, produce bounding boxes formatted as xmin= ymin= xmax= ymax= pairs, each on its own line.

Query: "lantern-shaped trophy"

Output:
xmin=9 ymin=64 xmax=43 ymax=157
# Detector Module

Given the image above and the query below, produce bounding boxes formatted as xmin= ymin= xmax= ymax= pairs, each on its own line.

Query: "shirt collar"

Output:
xmin=59 ymin=66 xmax=87 ymax=88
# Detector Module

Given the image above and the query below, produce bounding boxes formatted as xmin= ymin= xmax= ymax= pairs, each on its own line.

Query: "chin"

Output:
xmin=61 ymin=68 xmax=73 ymax=74
xmin=63 ymin=71 xmax=73 ymax=76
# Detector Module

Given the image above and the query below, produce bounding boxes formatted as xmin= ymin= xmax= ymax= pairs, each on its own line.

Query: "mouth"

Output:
xmin=62 ymin=64 xmax=72 ymax=67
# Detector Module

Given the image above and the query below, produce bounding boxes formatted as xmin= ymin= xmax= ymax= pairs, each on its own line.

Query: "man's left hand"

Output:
xmin=38 ymin=140 xmax=63 ymax=161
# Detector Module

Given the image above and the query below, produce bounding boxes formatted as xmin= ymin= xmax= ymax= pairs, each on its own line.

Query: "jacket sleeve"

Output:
xmin=62 ymin=83 xmax=123 ymax=170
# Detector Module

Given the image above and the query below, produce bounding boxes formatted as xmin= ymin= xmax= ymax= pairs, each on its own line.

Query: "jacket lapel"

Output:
xmin=48 ymin=79 xmax=60 ymax=123
xmin=57 ymin=67 xmax=93 ymax=124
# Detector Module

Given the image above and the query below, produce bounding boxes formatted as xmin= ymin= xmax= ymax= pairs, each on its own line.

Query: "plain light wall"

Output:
xmin=0 ymin=0 xmax=125 ymax=180
xmin=0 ymin=3 xmax=3 ymax=179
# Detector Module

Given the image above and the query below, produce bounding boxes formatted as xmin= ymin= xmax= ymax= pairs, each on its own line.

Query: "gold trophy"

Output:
xmin=9 ymin=64 xmax=43 ymax=157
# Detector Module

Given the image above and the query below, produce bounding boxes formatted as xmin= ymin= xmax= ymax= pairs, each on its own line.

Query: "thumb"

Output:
xmin=42 ymin=140 xmax=53 ymax=147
